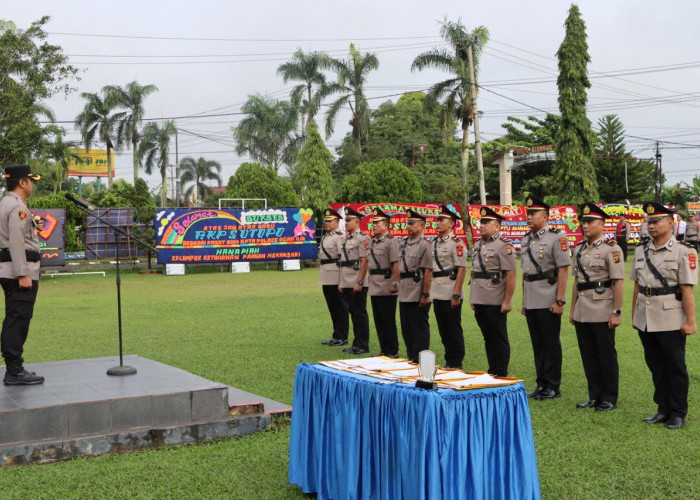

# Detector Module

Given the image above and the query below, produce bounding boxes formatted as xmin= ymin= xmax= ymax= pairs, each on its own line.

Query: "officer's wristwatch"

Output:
xmin=421 ymin=292 xmax=430 ymax=298
xmin=357 ymin=280 xmax=364 ymax=286
xmin=555 ymin=299 xmax=566 ymax=306
xmin=452 ymin=293 xmax=461 ymax=299
xmin=612 ymin=309 xmax=622 ymax=315
xmin=391 ymin=281 xmax=399 ymax=287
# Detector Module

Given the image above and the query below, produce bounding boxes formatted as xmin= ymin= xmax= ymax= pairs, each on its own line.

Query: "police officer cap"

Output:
xmin=406 ymin=208 xmax=426 ymax=223
xmin=343 ymin=206 xmax=365 ymax=220
xmin=324 ymin=207 xmax=341 ymax=221
xmin=579 ymin=202 xmax=609 ymax=221
xmin=479 ymin=206 xmax=505 ymax=222
xmin=525 ymin=195 xmax=549 ymax=212
xmin=437 ymin=204 xmax=460 ymax=221
xmin=4 ymin=164 xmax=41 ymax=181
xmin=371 ymin=207 xmax=391 ymax=222
xmin=643 ymin=201 xmax=677 ymax=222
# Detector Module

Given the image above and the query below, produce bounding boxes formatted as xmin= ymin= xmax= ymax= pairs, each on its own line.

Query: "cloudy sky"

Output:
xmin=5 ymin=0 xmax=699 ymax=195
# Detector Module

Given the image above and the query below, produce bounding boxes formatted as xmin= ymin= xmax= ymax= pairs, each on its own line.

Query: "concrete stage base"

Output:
xmin=0 ymin=355 xmax=291 ymax=466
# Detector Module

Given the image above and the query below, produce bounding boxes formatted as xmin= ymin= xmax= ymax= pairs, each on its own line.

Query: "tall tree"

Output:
xmin=178 ymin=156 xmax=223 ymax=206
xmin=42 ymin=132 xmax=83 ymax=194
xmin=277 ymin=49 xmax=331 ymax=133
xmin=233 ymin=94 xmax=301 ymax=174
xmin=74 ymin=91 xmax=117 ymax=187
xmin=552 ymin=4 xmax=598 ymax=205
xmin=138 ymin=120 xmax=177 ymax=207
xmin=104 ymin=81 xmax=158 ymax=184
xmin=0 ymin=17 xmax=76 ymax=165
xmin=339 ymin=158 xmax=423 ymax=203
xmin=594 ymin=114 xmax=655 ymax=202
xmin=411 ymin=20 xmax=489 ymax=205
xmin=322 ymin=44 xmax=379 ymax=151
xmin=294 ymin=120 xmax=335 ymax=221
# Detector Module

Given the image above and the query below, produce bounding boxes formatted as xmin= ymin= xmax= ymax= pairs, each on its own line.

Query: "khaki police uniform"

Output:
xmin=572 ymin=236 xmax=625 ymax=405
xmin=0 ymin=191 xmax=41 ymax=370
xmin=319 ymin=228 xmax=348 ymax=343
xmin=368 ymin=234 xmax=399 ymax=356
xmin=521 ymin=226 xmax=571 ymax=394
xmin=632 ymin=236 xmax=698 ymax=420
xmin=470 ymin=232 xmax=516 ymax=376
xmin=686 ymin=218 xmax=698 ymax=251
xmin=398 ymin=235 xmax=432 ymax=362
xmin=431 ymin=233 xmax=467 ymax=368
xmin=339 ymin=229 xmax=371 ymax=351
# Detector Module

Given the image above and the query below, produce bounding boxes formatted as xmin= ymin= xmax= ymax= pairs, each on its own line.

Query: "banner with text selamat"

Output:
xmin=154 ymin=207 xmax=318 ymax=264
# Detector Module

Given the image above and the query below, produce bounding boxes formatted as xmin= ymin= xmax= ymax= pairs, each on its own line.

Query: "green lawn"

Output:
xmin=0 ymin=263 xmax=698 ymax=499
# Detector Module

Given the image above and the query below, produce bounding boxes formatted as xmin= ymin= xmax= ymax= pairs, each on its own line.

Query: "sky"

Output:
xmin=3 ymin=0 xmax=699 ymax=197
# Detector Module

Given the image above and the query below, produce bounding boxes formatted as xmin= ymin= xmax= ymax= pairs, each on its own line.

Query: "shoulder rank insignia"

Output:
xmin=576 ymin=239 xmax=586 ymax=247
xmin=605 ymin=239 xmax=616 ymax=246
xmin=548 ymin=227 xmax=562 ymax=234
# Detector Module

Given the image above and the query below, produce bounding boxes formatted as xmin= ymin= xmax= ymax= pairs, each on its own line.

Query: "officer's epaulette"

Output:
xmin=386 ymin=234 xmax=394 ymax=239
xmin=451 ymin=235 xmax=462 ymax=242
xmin=604 ymin=239 xmax=616 ymax=247
xmin=639 ymin=235 xmax=651 ymax=245
xmin=548 ymin=227 xmax=562 ymax=234
xmin=523 ymin=230 xmax=533 ymax=238
xmin=680 ymin=240 xmax=695 ymax=249
xmin=359 ymin=231 xmax=366 ymax=236
xmin=576 ymin=239 xmax=586 ymax=247
xmin=500 ymin=236 xmax=513 ymax=244
xmin=426 ymin=235 xmax=436 ymax=242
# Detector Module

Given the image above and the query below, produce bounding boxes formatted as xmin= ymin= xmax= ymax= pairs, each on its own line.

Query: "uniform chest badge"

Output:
xmin=18 ymin=209 xmax=27 ymax=221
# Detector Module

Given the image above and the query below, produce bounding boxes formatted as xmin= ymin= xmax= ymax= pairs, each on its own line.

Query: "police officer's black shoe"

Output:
xmin=576 ymin=400 xmax=597 ymax=409
xmin=322 ymin=338 xmax=348 ymax=346
xmin=665 ymin=417 xmax=685 ymax=430
xmin=642 ymin=413 xmax=668 ymax=424
xmin=342 ymin=347 xmax=369 ymax=355
xmin=4 ymin=369 xmax=44 ymax=385
xmin=534 ymin=389 xmax=561 ymax=400
xmin=595 ymin=401 xmax=616 ymax=412
xmin=528 ymin=387 xmax=544 ymax=398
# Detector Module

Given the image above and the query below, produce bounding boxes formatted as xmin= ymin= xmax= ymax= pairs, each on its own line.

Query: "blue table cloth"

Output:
xmin=289 ymin=364 xmax=540 ymax=500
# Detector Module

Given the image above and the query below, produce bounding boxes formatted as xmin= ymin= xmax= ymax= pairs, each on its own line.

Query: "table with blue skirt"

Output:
xmin=288 ymin=363 xmax=540 ymax=500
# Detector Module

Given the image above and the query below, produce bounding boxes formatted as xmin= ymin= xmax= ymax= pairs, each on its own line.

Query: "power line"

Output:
xmin=49 ymin=31 xmax=442 ymax=42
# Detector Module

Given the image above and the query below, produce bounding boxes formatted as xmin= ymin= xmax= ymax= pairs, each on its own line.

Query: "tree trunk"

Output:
xmin=107 ymin=142 xmax=113 ymax=188
xmin=193 ymin=175 xmax=199 ymax=207
xmin=132 ymin=137 xmax=139 ymax=185
xmin=461 ymin=123 xmax=470 ymax=206
xmin=160 ymin=164 xmax=167 ymax=207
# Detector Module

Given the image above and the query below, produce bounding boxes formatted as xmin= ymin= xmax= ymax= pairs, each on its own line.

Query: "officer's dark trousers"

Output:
xmin=474 ymin=304 xmax=510 ymax=377
xmin=433 ymin=299 xmax=464 ymax=368
xmin=399 ymin=301 xmax=431 ymax=362
xmin=322 ymin=285 xmax=349 ymax=340
xmin=341 ymin=287 xmax=369 ymax=350
xmin=1 ymin=279 xmax=39 ymax=369
xmin=616 ymin=237 xmax=628 ymax=261
xmin=525 ymin=308 xmax=562 ymax=391
xmin=638 ymin=329 xmax=688 ymax=418
xmin=370 ymin=295 xmax=398 ymax=356
xmin=574 ymin=321 xmax=619 ymax=404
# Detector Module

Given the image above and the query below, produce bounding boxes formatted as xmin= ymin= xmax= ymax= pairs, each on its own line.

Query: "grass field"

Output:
xmin=0 ymin=263 xmax=698 ymax=499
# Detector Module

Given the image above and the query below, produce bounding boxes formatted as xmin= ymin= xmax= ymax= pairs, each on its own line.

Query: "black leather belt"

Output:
xmin=639 ymin=285 xmax=679 ymax=297
xmin=339 ymin=260 xmax=358 ymax=268
xmin=369 ymin=269 xmax=391 ymax=276
xmin=433 ymin=269 xmax=456 ymax=278
xmin=400 ymin=271 xmax=417 ymax=279
xmin=523 ymin=270 xmax=556 ymax=282
xmin=320 ymin=258 xmax=339 ymax=265
xmin=0 ymin=249 xmax=41 ymax=263
xmin=576 ymin=280 xmax=612 ymax=291
xmin=471 ymin=271 xmax=506 ymax=280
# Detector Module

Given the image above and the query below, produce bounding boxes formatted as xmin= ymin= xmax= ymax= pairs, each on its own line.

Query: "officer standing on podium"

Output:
xmin=469 ymin=207 xmax=516 ymax=377
xmin=1 ymin=164 xmax=45 ymax=385
xmin=338 ymin=207 xmax=371 ymax=355
xmin=430 ymin=205 xmax=467 ymax=369
xmin=569 ymin=203 xmax=624 ymax=412
xmin=398 ymin=209 xmax=433 ymax=363
xmin=521 ymin=195 xmax=570 ymax=400
xmin=319 ymin=207 xmax=349 ymax=346
xmin=367 ymin=208 xmax=400 ymax=358
xmin=632 ymin=202 xmax=697 ymax=429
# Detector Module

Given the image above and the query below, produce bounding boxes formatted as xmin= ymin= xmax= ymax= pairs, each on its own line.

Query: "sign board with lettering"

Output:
xmin=30 ymin=208 xmax=66 ymax=266
xmin=68 ymin=149 xmax=116 ymax=177
xmin=154 ymin=208 xmax=318 ymax=264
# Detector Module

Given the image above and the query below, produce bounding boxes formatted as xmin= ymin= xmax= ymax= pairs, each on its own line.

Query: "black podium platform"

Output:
xmin=0 ymin=356 xmax=290 ymax=466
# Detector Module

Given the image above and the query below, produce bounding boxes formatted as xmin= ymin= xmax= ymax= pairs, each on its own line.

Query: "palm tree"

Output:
xmin=322 ymin=44 xmax=379 ymax=152
xmin=412 ymin=20 xmax=489 ymax=203
xmin=104 ymin=81 xmax=158 ymax=184
xmin=233 ymin=94 xmax=301 ymax=174
xmin=74 ymin=91 xmax=116 ymax=187
xmin=43 ymin=132 xmax=83 ymax=194
xmin=277 ymin=49 xmax=331 ymax=133
xmin=138 ymin=120 xmax=177 ymax=206
xmin=179 ymin=156 xmax=223 ymax=206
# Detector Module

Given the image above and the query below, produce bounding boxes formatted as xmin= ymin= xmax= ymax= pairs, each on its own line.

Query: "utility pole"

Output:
xmin=174 ymin=129 xmax=180 ymax=207
xmin=655 ymin=141 xmax=663 ymax=202
xmin=467 ymin=37 xmax=487 ymax=205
